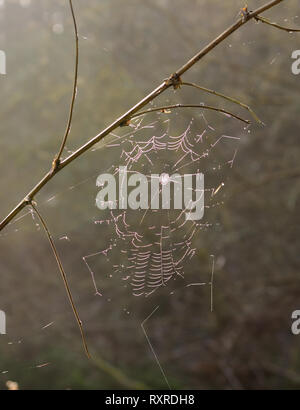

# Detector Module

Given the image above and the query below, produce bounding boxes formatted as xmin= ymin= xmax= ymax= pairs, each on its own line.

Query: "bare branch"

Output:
xmin=0 ymin=0 xmax=288 ymax=241
xmin=174 ymin=0 xmax=285 ymax=78
xmin=181 ymin=81 xmax=263 ymax=125
xmin=255 ymin=15 xmax=300 ymax=32
xmin=30 ymin=203 xmax=153 ymax=387
xmin=129 ymin=103 xmax=250 ymax=124
xmin=30 ymin=201 xmax=91 ymax=360
xmin=52 ymin=0 xmax=79 ymax=171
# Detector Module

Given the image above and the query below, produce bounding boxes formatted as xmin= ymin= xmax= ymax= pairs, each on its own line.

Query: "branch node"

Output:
xmin=24 ymin=196 xmax=32 ymax=205
xmin=51 ymin=156 xmax=61 ymax=173
xmin=120 ymin=119 xmax=132 ymax=127
xmin=165 ymin=72 xmax=183 ymax=90
xmin=240 ymin=5 xmax=251 ymax=23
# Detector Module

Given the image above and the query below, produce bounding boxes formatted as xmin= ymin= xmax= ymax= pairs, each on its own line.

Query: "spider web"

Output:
xmin=0 ymin=108 xmax=247 ymax=389
xmin=76 ymin=110 xmax=245 ymax=388
xmin=82 ymin=112 xmax=243 ymax=299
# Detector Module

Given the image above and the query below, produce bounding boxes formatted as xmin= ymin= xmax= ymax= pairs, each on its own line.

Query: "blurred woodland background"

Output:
xmin=0 ymin=0 xmax=300 ymax=389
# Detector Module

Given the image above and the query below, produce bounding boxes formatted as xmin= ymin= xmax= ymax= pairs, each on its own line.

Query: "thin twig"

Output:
xmin=182 ymin=81 xmax=263 ymax=125
xmin=0 ymin=0 xmax=286 ymax=233
xmin=130 ymin=103 xmax=250 ymax=124
xmin=29 ymin=206 xmax=151 ymax=388
xmin=30 ymin=201 xmax=91 ymax=360
xmin=255 ymin=15 xmax=300 ymax=32
xmin=52 ymin=0 xmax=79 ymax=170
xmin=174 ymin=0 xmax=285 ymax=77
